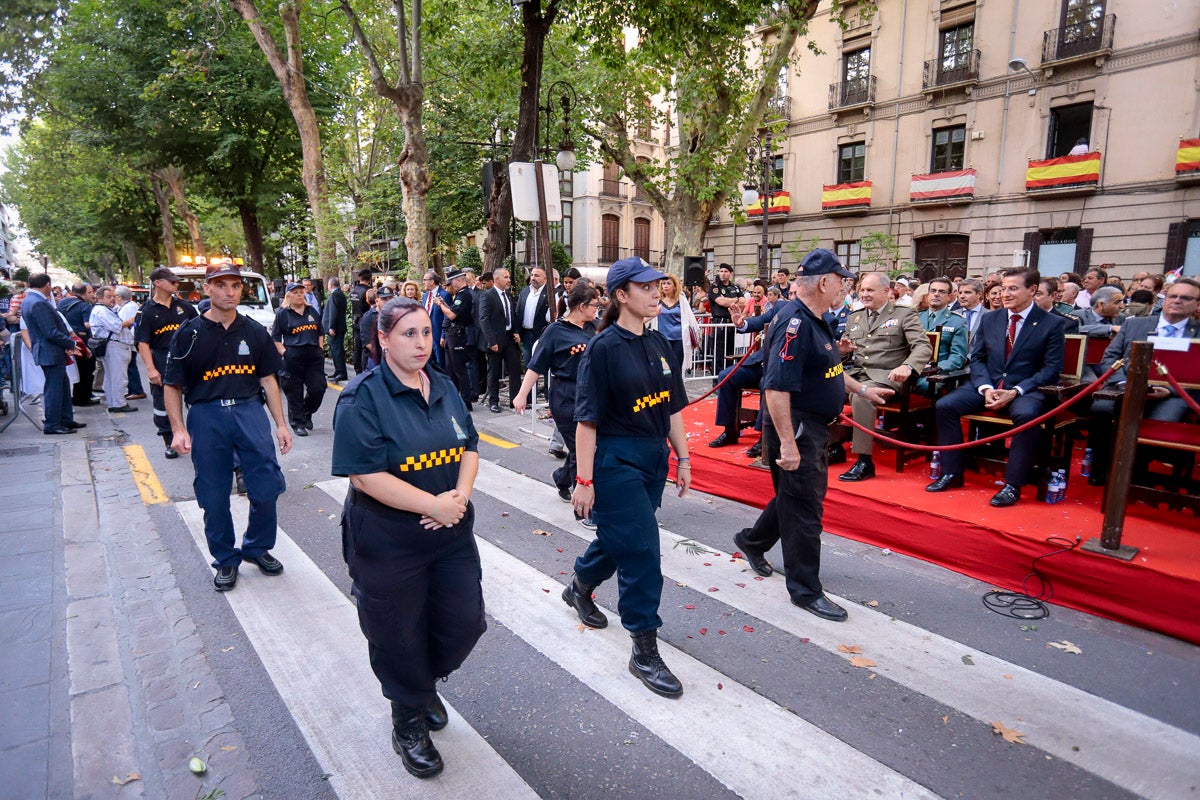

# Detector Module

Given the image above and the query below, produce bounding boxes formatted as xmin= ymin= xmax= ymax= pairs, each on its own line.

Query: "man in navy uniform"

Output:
xmin=164 ymin=262 xmax=292 ymax=591
xmin=436 ymin=268 xmax=475 ymax=408
xmin=732 ymin=250 xmax=891 ymax=620
xmin=272 ymin=282 xmax=326 ymax=436
xmin=135 ymin=267 xmax=198 ymax=457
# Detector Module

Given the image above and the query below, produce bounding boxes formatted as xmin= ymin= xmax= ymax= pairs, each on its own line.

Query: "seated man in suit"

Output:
xmin=1034 ymin=278 xmax=1081 ymax=334
xmin=916 ymin=277 xmax=968 ymax=394
xmin=838 ymin=272 xmax=932 ymax=481
xmin=1084 ymin=277 xmax=1200 ymax=485
xmin=927 ymin=267 xmax=1066 ymax=507
xmin=1075 ymin=285 xmax=1126 ymax=340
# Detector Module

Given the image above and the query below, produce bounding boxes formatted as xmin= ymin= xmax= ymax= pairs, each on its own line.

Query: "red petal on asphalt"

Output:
xmin=743 ymin=625 xmax=755 ymax=633
xmin=501 ymin=512 xmax=509 ymax=517
xmin=735 ymin=583 xmax=747 ymax=588
xmin=699 ymin=628 xmax=708 ymax=635
xmin=542 ymin=588 xmax=550 ymax=593
xmin=708 ymin=587 xmax=719 ymax=592
xmin=753 ymin=576 xmax=765 ymax=581
xmin=717 ymin=683 xmax=724 ymax=690
xmin=731 ymin=552 xmax=744 ymax=559
xmin=703 ymin=562 xmax=712 ymax=566
xmin=684 ymin=604 xmax=696 ymax=610
xmin=800 ymin=637 xmax=810 ymax=643
xmin=718 ymin=630 xmax=727 ymax=635
xmin=556 ymin=548 xmax=564 ymax=553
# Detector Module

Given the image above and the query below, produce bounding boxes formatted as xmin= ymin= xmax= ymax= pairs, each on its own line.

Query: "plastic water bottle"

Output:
xmin=929 ymin=451 xmax=942 ymax=481
xmin=1057 ymin=470 xmax=1068 ymax=503
xmin=1081 ymin=448 xmax=1093 ymax=478
xmin=1046 ymin=472 xmax=1061 ymax=504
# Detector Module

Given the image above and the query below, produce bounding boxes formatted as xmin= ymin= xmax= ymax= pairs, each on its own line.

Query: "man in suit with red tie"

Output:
xmin=927 ymin=267 xmax=1066 ymax=507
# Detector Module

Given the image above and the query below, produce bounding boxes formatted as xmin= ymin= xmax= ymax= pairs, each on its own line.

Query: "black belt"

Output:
xmin=444 ymin=323 xmax=466 ymax=335
xmin=192 ymin=396 xmax=262 ymax=407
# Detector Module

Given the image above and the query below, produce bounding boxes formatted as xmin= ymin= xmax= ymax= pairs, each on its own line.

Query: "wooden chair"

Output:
xmin=874 ymin=330 xmax=940 ymax=473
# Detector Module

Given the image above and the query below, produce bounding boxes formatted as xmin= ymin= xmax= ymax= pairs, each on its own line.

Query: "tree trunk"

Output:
xmin=663 ymin=196 xmax=712 ymax=276
xmin=158 ymin=165 xmax=205 ymax=257
xmin=397 ymin=103 xmax=432 ymax=275
xmin=150 ymin=176 xmax=176 ymax=264
xmin=238 ymin=201 xmax=265 ymax=273
xmin=121 ymin=240 xmax=142 ymax=282
xmin=231 ymin=0 xmax=336 ymax=275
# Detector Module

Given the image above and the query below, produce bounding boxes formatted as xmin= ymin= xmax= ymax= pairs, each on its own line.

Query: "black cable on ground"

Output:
xmin=982 ymin=535 xmax=1082 ymax=621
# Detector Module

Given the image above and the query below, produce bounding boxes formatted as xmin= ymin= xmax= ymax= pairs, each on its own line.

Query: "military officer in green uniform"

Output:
xmin=916 ymin=277 xmax=968 ymax=395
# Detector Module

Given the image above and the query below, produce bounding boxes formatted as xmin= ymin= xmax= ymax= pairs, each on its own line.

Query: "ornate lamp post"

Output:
xmin=533 ymin=80 xmax=578 ymax=321
xmin=741 ymin=132 xmax=775 ymax=282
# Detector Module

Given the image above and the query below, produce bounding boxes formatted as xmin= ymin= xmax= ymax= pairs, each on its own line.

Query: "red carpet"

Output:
xmin=676 ymin=396 xmax=1200 ymax=645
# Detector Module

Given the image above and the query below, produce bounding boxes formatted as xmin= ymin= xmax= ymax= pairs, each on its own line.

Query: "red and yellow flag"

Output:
xmin=746 ymin=191 xmax=791 ymax=216
xmin=1026 ymin=152 xmax=1101 ymax=189
xmin=1176 ymin=139 xmax=1200 ymax=175
xmin=821 ymin=181 xmax=872 ymax=210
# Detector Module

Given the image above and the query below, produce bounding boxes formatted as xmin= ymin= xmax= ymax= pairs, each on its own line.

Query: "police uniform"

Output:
xmin=331 ymin=362 xmax=486 ymax=715
xmin=163 ymin=313 xmax=286 ymax=568
xmin=135 ymin=295 xmax=197 ymax=446
xmin=572 ymin=321 xmax=686 ymax=633
xmin=707 ymin=275 xmax=742 ymax=371
xmin=349 ymin=280 xmax=371 ymax=372
xmin=441 ymin=286 xmax=475 ymax=405
xmin=271 ymin=303 xmax=326 ymax=431
xmin=527 ymin=317 xmax=595 ymax=495
xmin=738 ymin=297 xmax=844 ymax=605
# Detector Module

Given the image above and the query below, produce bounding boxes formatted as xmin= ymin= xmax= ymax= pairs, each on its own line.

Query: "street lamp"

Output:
xmin=742 ymin=132 xmax=776 ymax=282
xmin=533 ymin=80 xmax=578 ymax=321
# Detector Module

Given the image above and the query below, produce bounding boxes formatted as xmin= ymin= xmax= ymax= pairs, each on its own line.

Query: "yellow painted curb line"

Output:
xmin=327 ymin=382 xmax=344 ymax=392
xmin=122 ymin=444 xmax=169 ymax=505
xmin=479 ymin=432 xmax=519 ymax=450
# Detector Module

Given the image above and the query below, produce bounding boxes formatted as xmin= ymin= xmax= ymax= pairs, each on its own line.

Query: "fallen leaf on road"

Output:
xmin=541 ymin=588 xmax=550 ymax=593
xmin=220 ymin=746 xmax=238 ymax=752
xmin=533 ymin=529 xmax=552 ymax=536
xmin=962 ymin=655 xmax=975 ymax=666
xmin=111 ymin=773 xmax=141 ymax=786
xmin=1003 ymin=674 xmax=1013 ymax=680
xmin=753 ymin=576 xmax=764 ymax=581
xmin=991 ymin=721 xmax=1027 ymax=744
xmin=743 ymin=625 xmax=755 ymax=633
xmin=941 ymin=716 xmax=948 ymax=725
xmin=221 ymin=646 xmax=234 ymax=652
xmin=735 ymin=583 xmax=746 ymax=588
xmin=683 ymin=604 xmax=696 ymax=610
xmin=699 ymin=628 xmax=708 ymax=635
xmin=849 ymin=656 xmax=877 ymax=668
xmin=189 ymin=757 xmax=207 ymax=774
xmin=708 ymin=587 xmax=719 ymax=592
xmin=838 ymin=644 xmax=863 ymax=654
xmin=1047 ymin=640 xmax=1082 ymax=655
xmin=866 ymin=600 xmax=879 ymax=607
xmin=717 ymin=683 xmax=723 ymax=690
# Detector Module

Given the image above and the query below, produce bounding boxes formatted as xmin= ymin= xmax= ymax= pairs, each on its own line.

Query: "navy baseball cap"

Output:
xmin=605 ymin=257 xmax=669 ymax=292
xmin=377 ymin=286 xmax=395 ymax=298
xmin=798 ymin=248 xmax=854 ymax=279
xmin=204 ymin=262 xmax=243 ymax=282
xmin=285 ymin=282 xmax=304 ymax=293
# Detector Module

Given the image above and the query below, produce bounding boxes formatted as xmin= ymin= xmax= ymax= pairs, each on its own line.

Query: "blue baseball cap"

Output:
xmin=285 ymin=282 xmax=304 ymax=293
xmin=605 ymin=257 xmax=669 ymax=292
xmin=798 ymin=248 xmax=854 ymax=279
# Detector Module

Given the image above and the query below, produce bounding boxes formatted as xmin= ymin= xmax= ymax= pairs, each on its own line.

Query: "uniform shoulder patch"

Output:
xmin=786 ymin=317 xmax=802 ymax=335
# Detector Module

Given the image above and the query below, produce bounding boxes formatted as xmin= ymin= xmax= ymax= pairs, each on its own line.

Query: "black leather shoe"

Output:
xmin=746 ymin=441 xmax=762 ymax=458
xmin=827 ymin=445 xmax=847 ymax=464
xmin=107 ymin=405 xmax=138 ymax=413
xmin=489 ymin=403 xmax=502 ymax=413
xmin=794 ymin=594 xmax=848 ymax=622
xmin=733 ymin=530 xmax=772 ymax=578
xmin=990 ymin=484 xmax=1021 ymax=507
xmin=43 ymin=425 xmax=76 ymax=435
xmin=164 ymin=446 xmax=179 ymax=459
xmin=629 ymin=630 xmax=683 ymax=697
xmin=214 ymin=565 xmax=238 ymax=591
xmin=562 ymin=575 xmax=608 ymax=628
xmin=708 ymin=429 xmax=738 ymax=448
xmin=557 ymin=486 xmax=573 ymax=503
xmin=549 ymin=446 xmax=568 ymax=458
xmin=303 ymin=419 xmax=314 ymax=431
xmin=425 ymin=695 xmax=448 ymax=732
xmin=292 ymin=425 xmax=308 ymax=437
xmin=63 ymin=421 xmax=87 ymax=429
xmin=244 ymin=552 xmax=284 ymax=575
xmin=838 ymin=457 xmax=875 ymax=482
xmin=391 ymin=705 xmax=443 ymax=779
xmin=925 ymin=473 xmax=964 ymax=492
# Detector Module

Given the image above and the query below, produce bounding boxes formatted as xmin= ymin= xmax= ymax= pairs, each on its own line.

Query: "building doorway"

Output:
xmin=915 ymin=235 xmax=969 ymax=283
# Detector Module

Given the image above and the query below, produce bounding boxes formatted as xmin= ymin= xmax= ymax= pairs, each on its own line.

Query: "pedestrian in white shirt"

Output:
xmin=88 ymin=286 xmax=138 ymax=413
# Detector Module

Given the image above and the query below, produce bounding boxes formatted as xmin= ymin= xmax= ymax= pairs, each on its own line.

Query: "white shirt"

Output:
xmin=89 ymin=304 xmax=127 ymax=344
xmin=496 ymin=287 xmax=512 ymax=330
xmin=978 ymin=303 xmax=1035 ymax=396
xmin=1156 ymin=317 xmax=1187 ymax=338
xmin=1075 ymin=288 xmax=1092 ymax=310
xmin=117 ymin=300 xmax=139 ymax=345
xmin=521 ymin=284 xmax=544 ymax=329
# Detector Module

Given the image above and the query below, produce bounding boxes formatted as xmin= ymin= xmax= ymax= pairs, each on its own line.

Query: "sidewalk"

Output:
xmin=0 ymin=402 xmax=262 ymax=799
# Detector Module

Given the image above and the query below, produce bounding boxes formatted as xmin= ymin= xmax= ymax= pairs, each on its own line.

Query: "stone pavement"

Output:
xmin=0 ymin=404 xmax=263 ymax=799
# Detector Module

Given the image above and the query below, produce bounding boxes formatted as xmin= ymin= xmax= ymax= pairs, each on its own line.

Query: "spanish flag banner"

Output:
xmin=1176 ymin=139 xmax=1200 ymax=175
xmin=746 ymin=191 xmax=791 ymax=216
xmin=1025 ymin=152 xmax=1101 ymax=189
xmin=821 ymin=181 xmax=872 ymax=210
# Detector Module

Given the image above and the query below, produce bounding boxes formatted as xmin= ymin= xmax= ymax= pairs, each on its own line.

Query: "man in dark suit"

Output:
xmin=420 ymin=270 xmax=451 ymax=368
xmin=322 ymin=276 xmax=349 ymax=381
xmin=477 ymin=267 xmax=522 ymax=413
xmin=57 ymin=281 xmax=99 ymax=406
xmin=927 ymin=267 xmax=1066 ymax=506
xmin=348 ymin=268 xmax=373 ymax=373
xmin=1084 ymin=277 xmax=1200 ymax=485
xmin=515 ymin=265 xmax=551 ymax=369
xmin=22 ymin=273 xmax=84 ymax=434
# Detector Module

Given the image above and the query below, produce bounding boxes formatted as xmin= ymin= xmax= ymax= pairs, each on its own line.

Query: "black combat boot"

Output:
xmin=629 ymin=630 xmax=683 ymax=698
xmin=425 ymin=694 xmax=448 ymax=732
xmin=562 ymin=574 xmax=608 ymax=628
xmin=390 ymin=703 xmax=444 ymax=779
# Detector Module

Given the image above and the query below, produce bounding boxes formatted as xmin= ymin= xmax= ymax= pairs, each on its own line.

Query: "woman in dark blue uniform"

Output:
xmin=567 ymin=258 xmax=692 ymax=698
xmin=271 ymin=283 xmax=326 ymax=436
xmin=331 ymin=297 xmax=485 ymax=780
xmin=513 ymin=280 xmax=600 ymax=505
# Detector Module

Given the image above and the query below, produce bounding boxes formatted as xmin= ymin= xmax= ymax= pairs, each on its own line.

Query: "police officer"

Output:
xmin=435 ymin=268 xmax=474 ymax=407
xmin=271 ymin=282 xmax=326 ymax=436
xmin=707 ymin=263 xmax=742 ymax=372
xmin=349 ymin=268 xmax=373 ymax=373
xmin=136 ymin=267 xmax=197 ymax=457
xmin=568 ymin=258 xmax=692 ymax=698
xmin=164 ymin=262 xmax=291 ymax=592
xmin=732 ymin=250 xmax=892 ymax=620
xmin=332 ymin=297 xmax=485 ymax=780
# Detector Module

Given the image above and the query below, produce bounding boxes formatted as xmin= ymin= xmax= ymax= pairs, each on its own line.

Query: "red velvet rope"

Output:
xmin=1156 ymin=360 xmax=1200 ymax=417
xmin=837 ymin=364 xmax=1121 ymax=453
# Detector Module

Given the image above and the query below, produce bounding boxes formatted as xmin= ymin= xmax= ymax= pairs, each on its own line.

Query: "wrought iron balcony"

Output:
xmin=599 ymin=178 xmax=625 ymax=198
xmin=1042 ymin=14 xmax=1115 ymax=64
xmin=765 ymin=93 xmax=792 ymax=122
xmin=828 ymin=76 xmax=875 ymax=111
xmin=922 ymin=49 xmax=981 ymax=91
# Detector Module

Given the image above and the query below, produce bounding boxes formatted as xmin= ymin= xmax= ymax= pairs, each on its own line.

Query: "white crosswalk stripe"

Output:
xmin=173 ymin=458 xmax=1197 ymax=800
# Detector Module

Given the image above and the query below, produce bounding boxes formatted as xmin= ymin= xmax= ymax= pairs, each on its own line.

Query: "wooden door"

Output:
xmin=915 ymin=235 xmax=969 ymax=283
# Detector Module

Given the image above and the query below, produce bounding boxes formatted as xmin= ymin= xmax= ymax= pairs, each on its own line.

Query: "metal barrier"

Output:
xmin=684 ymin=313 xmax=751 ymax=386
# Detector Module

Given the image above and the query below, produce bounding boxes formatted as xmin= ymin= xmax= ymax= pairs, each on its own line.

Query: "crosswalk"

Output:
xmin=173 ymin=459 xmax=1199 ymax=800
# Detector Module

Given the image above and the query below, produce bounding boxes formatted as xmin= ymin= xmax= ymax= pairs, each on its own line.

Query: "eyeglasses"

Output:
xmin=1166 ymin=293 xmax=1199 ymax=302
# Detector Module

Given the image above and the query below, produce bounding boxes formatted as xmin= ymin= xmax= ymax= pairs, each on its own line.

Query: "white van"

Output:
xmin=170 ymin=265 xmax=278 ymax=329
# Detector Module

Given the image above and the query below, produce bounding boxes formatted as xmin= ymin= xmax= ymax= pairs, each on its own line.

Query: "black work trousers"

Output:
xmin=149 ymin=349 xmax=172 ymax=445
xmin=281 ymin=345 xmax=326 ymax=427
xmin=342 ymin=490 xmax=486 ymax=708
xmin=486 ymin=337 xmax=522 ymax=407
xmin=72 ymin=353 xmax=96 ymax=405
xmin=549 ymin=380 xmax=578 ymax=493
xmin=740 ymin=417 xmax=829 ymax=605
xmin=444 ymin=329 xmax=472 ymax=406
xmin=328 ymin=330 xmax=348 ymax=380
xmin=352 ymin=316 xmax=366 ymax=373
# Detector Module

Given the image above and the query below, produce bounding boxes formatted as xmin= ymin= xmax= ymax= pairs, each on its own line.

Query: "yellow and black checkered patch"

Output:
xmin=154 ymin=323 xmax=182 ymax=337
xmin=632 ymin=390 xmax=670 ymax=413
xmin=397 ymin=447 xmax=465 ymax=472
xmin=569 ymin=343 xmax=587 ymax=356
xmin=825 ymin=363 xmax=844 ymax=379
xmin=291 ymin=323 xmax=319 ymax=335
xmin=201 ymin=364 xmax=257 ymax=382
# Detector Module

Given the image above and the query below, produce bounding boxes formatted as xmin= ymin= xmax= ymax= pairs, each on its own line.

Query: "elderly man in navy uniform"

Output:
xmin=136 ymin=267 xmax=198 ymax=458
xmin=164 ymin=262 xmax=292 ymax=591
xmin=435 ymin=268 xmax=475 ymax=408
xmin=733 ymin=250 xmax=892 ymax=621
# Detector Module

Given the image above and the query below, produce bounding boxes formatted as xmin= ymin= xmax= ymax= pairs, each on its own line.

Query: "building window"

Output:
xmin=841 ymin=48 xmax=871 ymax=105
xmin=768 ymin=245 xmax=782 ymax=272
xmin=1182 ymin=220 xmax=1200 ymax=277
xmin=931 ymin=125 xmax=966 ymax=172
xmin=1061 ymin=0 xmax=1105 ymax=45
xmin=633 ymin=218 xmax=651 ymax=263
xmin=1047 ymin=103 xmax=1093 ymax=158
xmin=838 ymin=142 xmax=865 ymax=183
xmin=769 ymin=154 xmax=785 ymax=193
xmin=550 ymin=169 xmax=574 ymax=257
xmin=703 ymin=249 xmax=715 ymax=274
xmin=836 ymin=240 xmax=861 ymax=269
xmin=939 ymin=22 xmax=974 ymax=80
xmin=600 ymin=214 xmax=620 ymax=263
xmin=1037 ymin=228 xmax=1079 ymax=273
xmin=601 ymin=162 xmax=621 ymax=197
